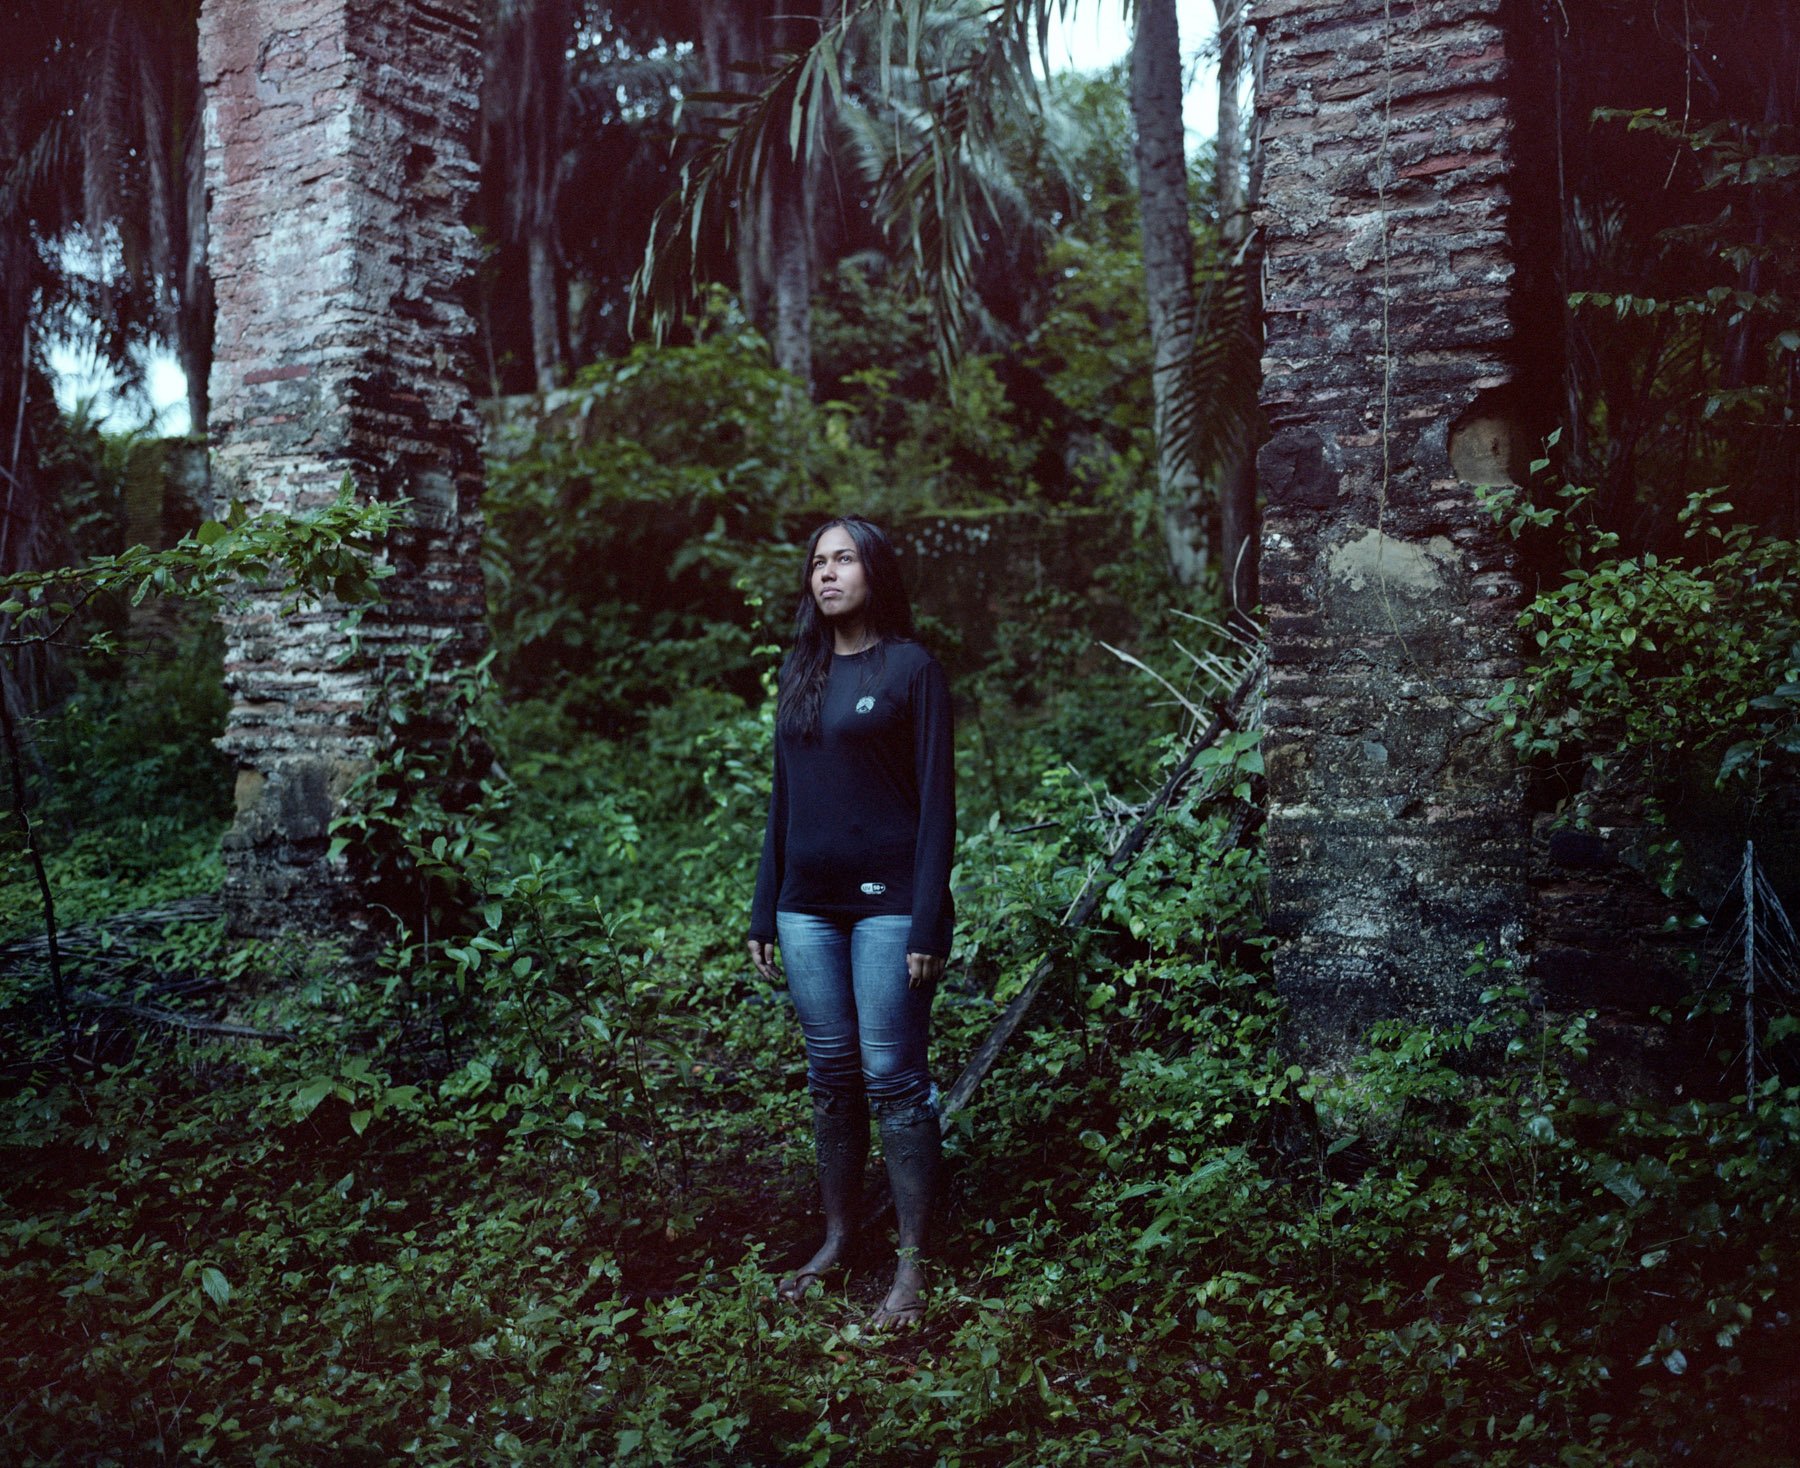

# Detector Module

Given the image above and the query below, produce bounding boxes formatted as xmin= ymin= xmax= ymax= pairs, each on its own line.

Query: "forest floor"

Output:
xmin=4 ymin=699 xmax=1799 ymax=1465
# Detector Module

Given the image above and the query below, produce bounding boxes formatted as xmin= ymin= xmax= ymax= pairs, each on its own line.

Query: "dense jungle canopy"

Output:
xmin=1 ymin=0 xmax=1797 ymax=1462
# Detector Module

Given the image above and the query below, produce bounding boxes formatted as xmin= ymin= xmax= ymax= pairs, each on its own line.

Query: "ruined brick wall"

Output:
xmin=200 ymin=0 xmax=487 ymax=935
xmin=1252 ymin=0 xmax=1530 ymax=1044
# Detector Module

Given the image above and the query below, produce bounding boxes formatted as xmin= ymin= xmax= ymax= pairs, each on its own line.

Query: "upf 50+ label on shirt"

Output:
xmin=860 ymin=881 xmax=887 ymax=895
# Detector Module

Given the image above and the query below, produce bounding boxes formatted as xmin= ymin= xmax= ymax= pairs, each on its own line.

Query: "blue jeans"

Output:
xmin=775 ymin=910 xmax=937 ymax=1123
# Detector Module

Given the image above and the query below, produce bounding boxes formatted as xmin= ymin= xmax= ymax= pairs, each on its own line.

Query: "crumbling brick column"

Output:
xmin=200 ymin=0 xmax=487 ymax=935
xmin=1252 ymin=0 xmax=1529 ymax=1044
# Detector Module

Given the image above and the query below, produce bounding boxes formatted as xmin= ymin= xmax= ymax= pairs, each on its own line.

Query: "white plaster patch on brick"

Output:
xmin=1344 ymin=213 xmax=1385 ymax=271
xmin=1325 ymin=529 xmax=1458 ymax=595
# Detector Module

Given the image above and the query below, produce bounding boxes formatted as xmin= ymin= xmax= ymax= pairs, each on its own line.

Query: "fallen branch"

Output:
xmin=937 ymin=652 xmax=1265 ymax=1129
xmin=2 ymin=895 xmax=244 ymax=1050
xmin=0 ymin=894 xmax=222 ymax=965
xmin=65 ymin=988 xmax=291 ymax=1043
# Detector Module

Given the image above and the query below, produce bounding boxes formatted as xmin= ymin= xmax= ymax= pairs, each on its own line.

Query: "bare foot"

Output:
xmin=869 ymin=1256 xmax=926 ymax=1329
xmin=776 ymin=1235 xmax=848 ymax=1303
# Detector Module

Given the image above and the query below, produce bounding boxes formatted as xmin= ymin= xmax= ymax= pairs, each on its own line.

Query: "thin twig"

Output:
xmin=1 ymin=317 xmax=27 ymax=572
xmin=1743 ymin=839 xmax=1756 ymax=1111
xmin=0 ymin=670 xmax=71 ymax=1058
xmin=0 ymin=583 xmax=105 ymax=649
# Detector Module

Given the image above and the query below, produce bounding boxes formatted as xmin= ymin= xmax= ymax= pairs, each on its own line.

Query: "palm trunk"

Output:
xmin=702 ymin=1 xmax=766 ymax=329
xmin=527 ymin=224 xmax=566 ymax=393
xmin=482 ymin=0 xmax=573 ymax=396
xmin=177 ymin=304 xmax=211 ymax=441
xmin=1131 ymin=0 xmax=1206 ymax=587
xmin=1214 ymin=0 xmax=1260 ymax=620
xmin=182 ymin=90 xmax=213 ymax=438
xmin=765 ymin=146 xmax=814 ymax=391
xmin=141 ymin=54 xmax=213 ymax=439
xmin=701 ymin=0 xmax=820 ymax=395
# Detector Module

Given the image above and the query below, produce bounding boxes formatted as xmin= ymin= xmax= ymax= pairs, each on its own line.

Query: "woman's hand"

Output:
xmin=906 ymin=951 xmax=945 ymax=989
xmin=748 ymin=938 xmax=780 ymax=982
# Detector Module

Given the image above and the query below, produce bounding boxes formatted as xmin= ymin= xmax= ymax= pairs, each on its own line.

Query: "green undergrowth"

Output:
xmin=5 ymin=348 xmax=1796 ymax=1460
xmin=4 ymin=693 xmax=1797 ymax=1465
xmin=0 ymin=610 xmax=231 ymax=941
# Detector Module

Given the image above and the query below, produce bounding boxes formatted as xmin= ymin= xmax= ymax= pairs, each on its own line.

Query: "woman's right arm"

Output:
xmin=747 ymin=731 xmax=786 ymax=979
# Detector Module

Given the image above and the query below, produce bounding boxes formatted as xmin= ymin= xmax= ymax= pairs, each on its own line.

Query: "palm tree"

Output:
xmin=634 ymin=2 xmax=1050 ymax=379
xmin=1130 ymin=0 xmax=1204 ymax=585
xmin=14 ymin=0 xmax=211 ymax=437
xmin=474 ymin=3 xmax=699 ymax=388
xmin=1209 ymin=0 xmax=1262 ymax=619
xmin=831 ymin=2 xmax=1084 ymax=353
xmin=695 ymin=0 xmax=835 ymax=391
xmin=633 ymin=0 xmax=1261 ymax=591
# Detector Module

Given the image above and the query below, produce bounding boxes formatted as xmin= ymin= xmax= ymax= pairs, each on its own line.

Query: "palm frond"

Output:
xmin=835 ymin=6 xmax=1087 ymax=360
xmin=630 ymin=35 xmax=824 ymax=344
xmin=631 ymin=0 xmax=1078 ymax=364
xmin=0 ymin=116 xmax=76 ymax=226
xmin=1166 ymin=231 xmax=1262 ymax=480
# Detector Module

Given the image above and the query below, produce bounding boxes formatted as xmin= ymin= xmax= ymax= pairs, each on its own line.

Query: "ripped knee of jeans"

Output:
xmin=871 ymin=1081 xmax=939 ymax=1130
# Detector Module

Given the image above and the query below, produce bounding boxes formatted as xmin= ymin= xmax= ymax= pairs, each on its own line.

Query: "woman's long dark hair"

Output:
xmin=777 ymin=515 xmax=916 ymax=740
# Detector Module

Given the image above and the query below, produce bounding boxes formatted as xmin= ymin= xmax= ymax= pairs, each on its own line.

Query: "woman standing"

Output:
xmin=747 ymin=515 xmax=955 ymax=1328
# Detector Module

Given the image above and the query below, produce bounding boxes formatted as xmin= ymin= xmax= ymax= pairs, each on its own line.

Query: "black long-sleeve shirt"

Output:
xmin=748 ymin=640 xmax=956 ymax=957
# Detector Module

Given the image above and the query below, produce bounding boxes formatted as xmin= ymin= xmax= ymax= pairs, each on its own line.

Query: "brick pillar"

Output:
xmin=200 ymin=0 xmax=487 ymax=935
xmin=1253 ymin=0 xmax=1529 ymax=1044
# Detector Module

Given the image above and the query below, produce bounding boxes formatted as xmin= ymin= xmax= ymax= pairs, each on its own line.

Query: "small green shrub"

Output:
xmin=1485 ymin=466 xmax=1800 ymax=796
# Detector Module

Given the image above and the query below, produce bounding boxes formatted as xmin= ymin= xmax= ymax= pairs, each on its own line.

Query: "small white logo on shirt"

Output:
xmin=855 ymin=696 xmax=875 ymax=713
xmin=860 ymin=881 xmax=887 ymax=895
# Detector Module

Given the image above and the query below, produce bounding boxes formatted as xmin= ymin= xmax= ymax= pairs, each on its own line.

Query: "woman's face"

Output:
xmin=810 ymin=524 xmax=871 ymax=625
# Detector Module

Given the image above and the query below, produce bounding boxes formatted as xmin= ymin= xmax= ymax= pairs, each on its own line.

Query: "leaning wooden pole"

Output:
xmin=937 ymin=654 xmax=1266 ymax=1132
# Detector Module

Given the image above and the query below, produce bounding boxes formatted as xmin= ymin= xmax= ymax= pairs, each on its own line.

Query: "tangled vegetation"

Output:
xmin=4 ymin=312 xmax=1797 ymax=1462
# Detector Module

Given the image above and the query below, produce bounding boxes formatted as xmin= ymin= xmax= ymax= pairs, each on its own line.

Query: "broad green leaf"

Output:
xmin=293 ymin=1078 xmax=334 ymax=1118
xmin=200 ymin=1266 xmax=231 ymax=1310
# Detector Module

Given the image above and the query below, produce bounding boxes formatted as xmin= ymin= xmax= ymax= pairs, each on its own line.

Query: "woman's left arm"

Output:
xmin=907 ymin=655 xmax=956 ymax=982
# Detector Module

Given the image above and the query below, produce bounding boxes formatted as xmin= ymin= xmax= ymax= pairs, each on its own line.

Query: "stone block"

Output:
xmin=1258 ymin=428 xmax=1341 ymax=509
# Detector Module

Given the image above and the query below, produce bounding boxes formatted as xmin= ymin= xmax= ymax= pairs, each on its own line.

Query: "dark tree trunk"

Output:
xmin=133 ymin=10 xmax=212 ymax=437
xmin=1131 ymin=0 xmax=1205 ymax=587
xmin=764 ymin=149 xmax=814 ymax=390
xmin=181 ymin=89 xmax=213 ymax=439
xmin=480 ymin=0 xmax=573 ymax=393
xmin=700 ymin=0 xmax=765 ymax=329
